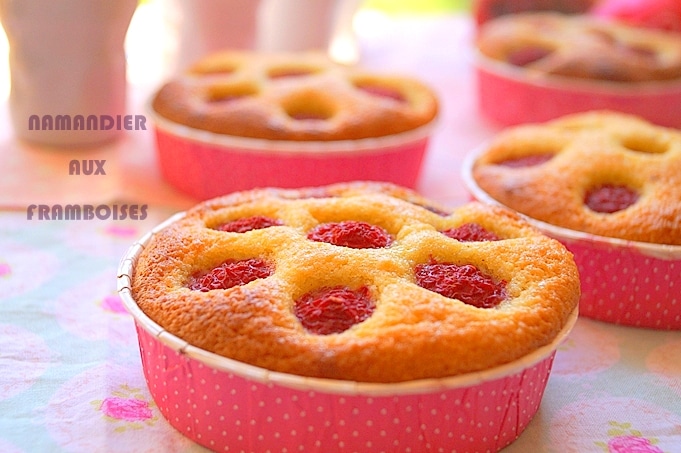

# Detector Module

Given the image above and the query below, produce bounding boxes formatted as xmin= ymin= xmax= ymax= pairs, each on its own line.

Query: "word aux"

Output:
xmin=70 ymin=159 xmax=106 ymax=175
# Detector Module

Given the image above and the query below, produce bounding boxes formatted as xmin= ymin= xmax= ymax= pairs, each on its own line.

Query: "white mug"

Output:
xmin=257 ymin=0 xmax=362 ymax=64
xmin=166 ymin=0 xmax=362 ymax=73
xmin=168 ymin=0 xmax=261 ymax=73
xmin=0 ymin=0 xmax=138 ymax=147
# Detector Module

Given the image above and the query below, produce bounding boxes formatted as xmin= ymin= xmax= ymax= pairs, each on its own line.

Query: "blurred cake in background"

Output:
xmin=474 ymin=12 xmax=681 ymax=127
xmin=148 ymin=51 xmax=439 ymax=199
xmin=477 ymin=12 xmax=681 ymax=83
xmin=473 ymin=0 xmax=598 ymax=27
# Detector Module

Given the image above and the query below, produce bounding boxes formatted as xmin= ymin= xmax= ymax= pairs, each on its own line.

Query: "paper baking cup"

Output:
xmin=475 ymin=53 xmax=681 ymax=129
xmin=462 ymin=150 xmax=681 ymax=330
xmin=149 ymin=108 xmax=435 ymax=201
xmin=117 ymin=212 xmax=578 ymax=453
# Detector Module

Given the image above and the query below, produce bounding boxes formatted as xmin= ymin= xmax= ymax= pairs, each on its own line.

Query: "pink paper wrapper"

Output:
xmin=462 ymin=150 xmax=681 ymax=330
xmin=149 ymin=108 xmax=434 ymax=201
xmin=117 ymin=212 xmax=578 ymax=453
xmin=475 ymin=53 xmax=681 ymax=129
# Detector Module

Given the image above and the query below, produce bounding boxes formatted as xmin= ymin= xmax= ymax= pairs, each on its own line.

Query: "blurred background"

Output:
xmin=0 ymin=0 xmax=472 ymax=102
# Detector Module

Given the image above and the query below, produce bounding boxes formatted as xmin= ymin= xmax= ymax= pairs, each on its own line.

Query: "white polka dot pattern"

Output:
xmin=559 ymin=237 xmax=680 ymax=330
xmin=134 ymin=323 xmax=555 ymax=453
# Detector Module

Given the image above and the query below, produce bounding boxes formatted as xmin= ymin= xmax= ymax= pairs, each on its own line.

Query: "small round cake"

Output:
xmin=470 ymin=111 xmax=681 ymax=245
xmin=151 ymin=51 xmax=438 ymax=141
xmin=130 ymin=182 xmax=579 ymax=383
xmin=474 ymin=0 xmax=597 ymax=26
xmin=477 ymin=11 xmax=681 ymax=83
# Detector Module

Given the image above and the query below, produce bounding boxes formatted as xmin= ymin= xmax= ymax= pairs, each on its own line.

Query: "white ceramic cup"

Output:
xmin=168 ymin=0 xmax=260 ymax=73
xmin=257 ymin=0 xmax=362 ymax=64
xmin=0 ymin=0 xmax=138 ymax=147
xmin=165 ymin=0 xmax=362 ymax=73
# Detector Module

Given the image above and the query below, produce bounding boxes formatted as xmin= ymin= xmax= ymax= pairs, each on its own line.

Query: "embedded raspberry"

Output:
xmin=620 ymin=43 xmax=657 ymax=60
xmin=584 ymin=184 xmax=639 ymax=213
xmin=217 ymin=216 xmax=283 ymax=233
xmin=294 ymin=286 xmax=375 ymax=335
xmin=269 ymin=68 xmax=315 ymax=79
xmin=415 ymin=261 xmax=507 ymax=308
xmin=507 ymin=46 xmax=553 ymax=67
xmin=499 ymin=154 xmax=553 ymax=168
xmin=188 ymin=258 xmax=273 ymax=292
xmin=307 ymin=221 xmax=393 ymax=249
xmin=357 ymin=85 xmax=406 ymax=103
xmin=208 ymin=94 xmax=247 ymax=103
xmin=441 ymin=223 xmax=500 ymax=242
xmin=412 ymin=202 xmax=450 ymax=217
xmin=289 ymin=112 xmax=328 ymax=121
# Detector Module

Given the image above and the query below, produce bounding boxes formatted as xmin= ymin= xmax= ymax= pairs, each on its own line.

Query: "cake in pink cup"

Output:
xmin=474 ymin=11 xmax=681 ymax=128
xmin=463 ymin=111 xmax=681 ymax=329
xmin=473 ymin=0 xmax=597 ymax=27
xmin=117 ymin=181 xmax=579 ymax=452
xmin=149 ymin=51 xmax=438 ymax=200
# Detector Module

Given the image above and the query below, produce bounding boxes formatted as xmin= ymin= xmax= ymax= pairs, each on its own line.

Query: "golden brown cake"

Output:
xmin=476 ymin=12 xmax=681 ymax=82
xmin=151 ymin=51 xmax=439 ymax=141
xmin=130 ymin=182 xmax=579 ymax=383
xmin=471 ymin=111 xmax=681 ymax=245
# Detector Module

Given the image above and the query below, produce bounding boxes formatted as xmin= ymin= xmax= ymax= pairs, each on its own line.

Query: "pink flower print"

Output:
xmin=100 ymin=396 xmax=153 ymax=422
xmin=103 ymin=225 xmax=138 ymax=237
xmin=90 ymin=383 xmax=158 ymax=433
xmin=101 ymin=294 xmax=127 ymax=314
xmin=608 ymin=435 xmax=664 ymax=453
xmin=0 ymin=263 xmax=10 ymax=277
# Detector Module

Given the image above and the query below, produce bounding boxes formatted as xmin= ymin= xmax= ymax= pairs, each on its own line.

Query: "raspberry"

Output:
xmin=188 ymin=258 xmax=273 ymax=291
xmin=208 ymin=94 xmax=247 ymax=103
xmin=499 ymin=154 xmax=553 ymax=168
xmin=357 ymin=85 xmax=406 ymax=103
xmin=307 ymin=221 xmax=393 ymax=249
xmin=619 ymin=43 xmax=657 ymax=60
xmin=412 ymin=202 xmax=450 ymax=217
xmin=289 ymin=112 xmax=328 ymax=121
xmin=415 ymin=260 xmax=507 ymax=308
xmin=269 ymin=69 xmax=314 ymax=79
xmin=217 ymin=216 xmax=282 ymax=233
xmin=441 ymin=223 xmax=500 ymax=242
xmin=507 ymin=46 xmax=552 ymax=67
xmin=584 ymin=184 xmax=639 ymax=213
xmin=294 ymin=286 xmax=375 ymax=335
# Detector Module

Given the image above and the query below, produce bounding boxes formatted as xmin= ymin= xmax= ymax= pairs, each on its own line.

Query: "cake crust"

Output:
xmin=131 ymin=182 xmax=579 ymax=383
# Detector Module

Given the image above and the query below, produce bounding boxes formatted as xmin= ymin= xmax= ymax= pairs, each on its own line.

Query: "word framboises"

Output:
xmin=27 ymin=204 xmax=148 ymax=221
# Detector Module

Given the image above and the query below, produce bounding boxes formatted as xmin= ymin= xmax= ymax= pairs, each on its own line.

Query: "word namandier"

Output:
xmin=28 ymin=114 xmax=146 ymax=131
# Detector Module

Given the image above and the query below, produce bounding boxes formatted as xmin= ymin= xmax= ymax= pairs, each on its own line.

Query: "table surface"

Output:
xmin=1 ymin=8 xmax=680 ymax=453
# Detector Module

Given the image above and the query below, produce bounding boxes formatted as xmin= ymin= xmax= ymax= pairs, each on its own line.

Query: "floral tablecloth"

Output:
xmin=1 ymin=9 xmax=680 ymax=453
xmin=2 ymin=209 xmax=681 ymax=453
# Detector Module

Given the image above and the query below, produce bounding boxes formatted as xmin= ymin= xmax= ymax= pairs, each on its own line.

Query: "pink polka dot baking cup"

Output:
xmin=149 ymin=107 xmax=434 ymax=201
xmin=462 ymin=151 xmax=681 ymax=330
xmin=117 ymin=213 xmax=577 ymax=453
xmin=475 ymin=53 xmax=681 ymax=129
